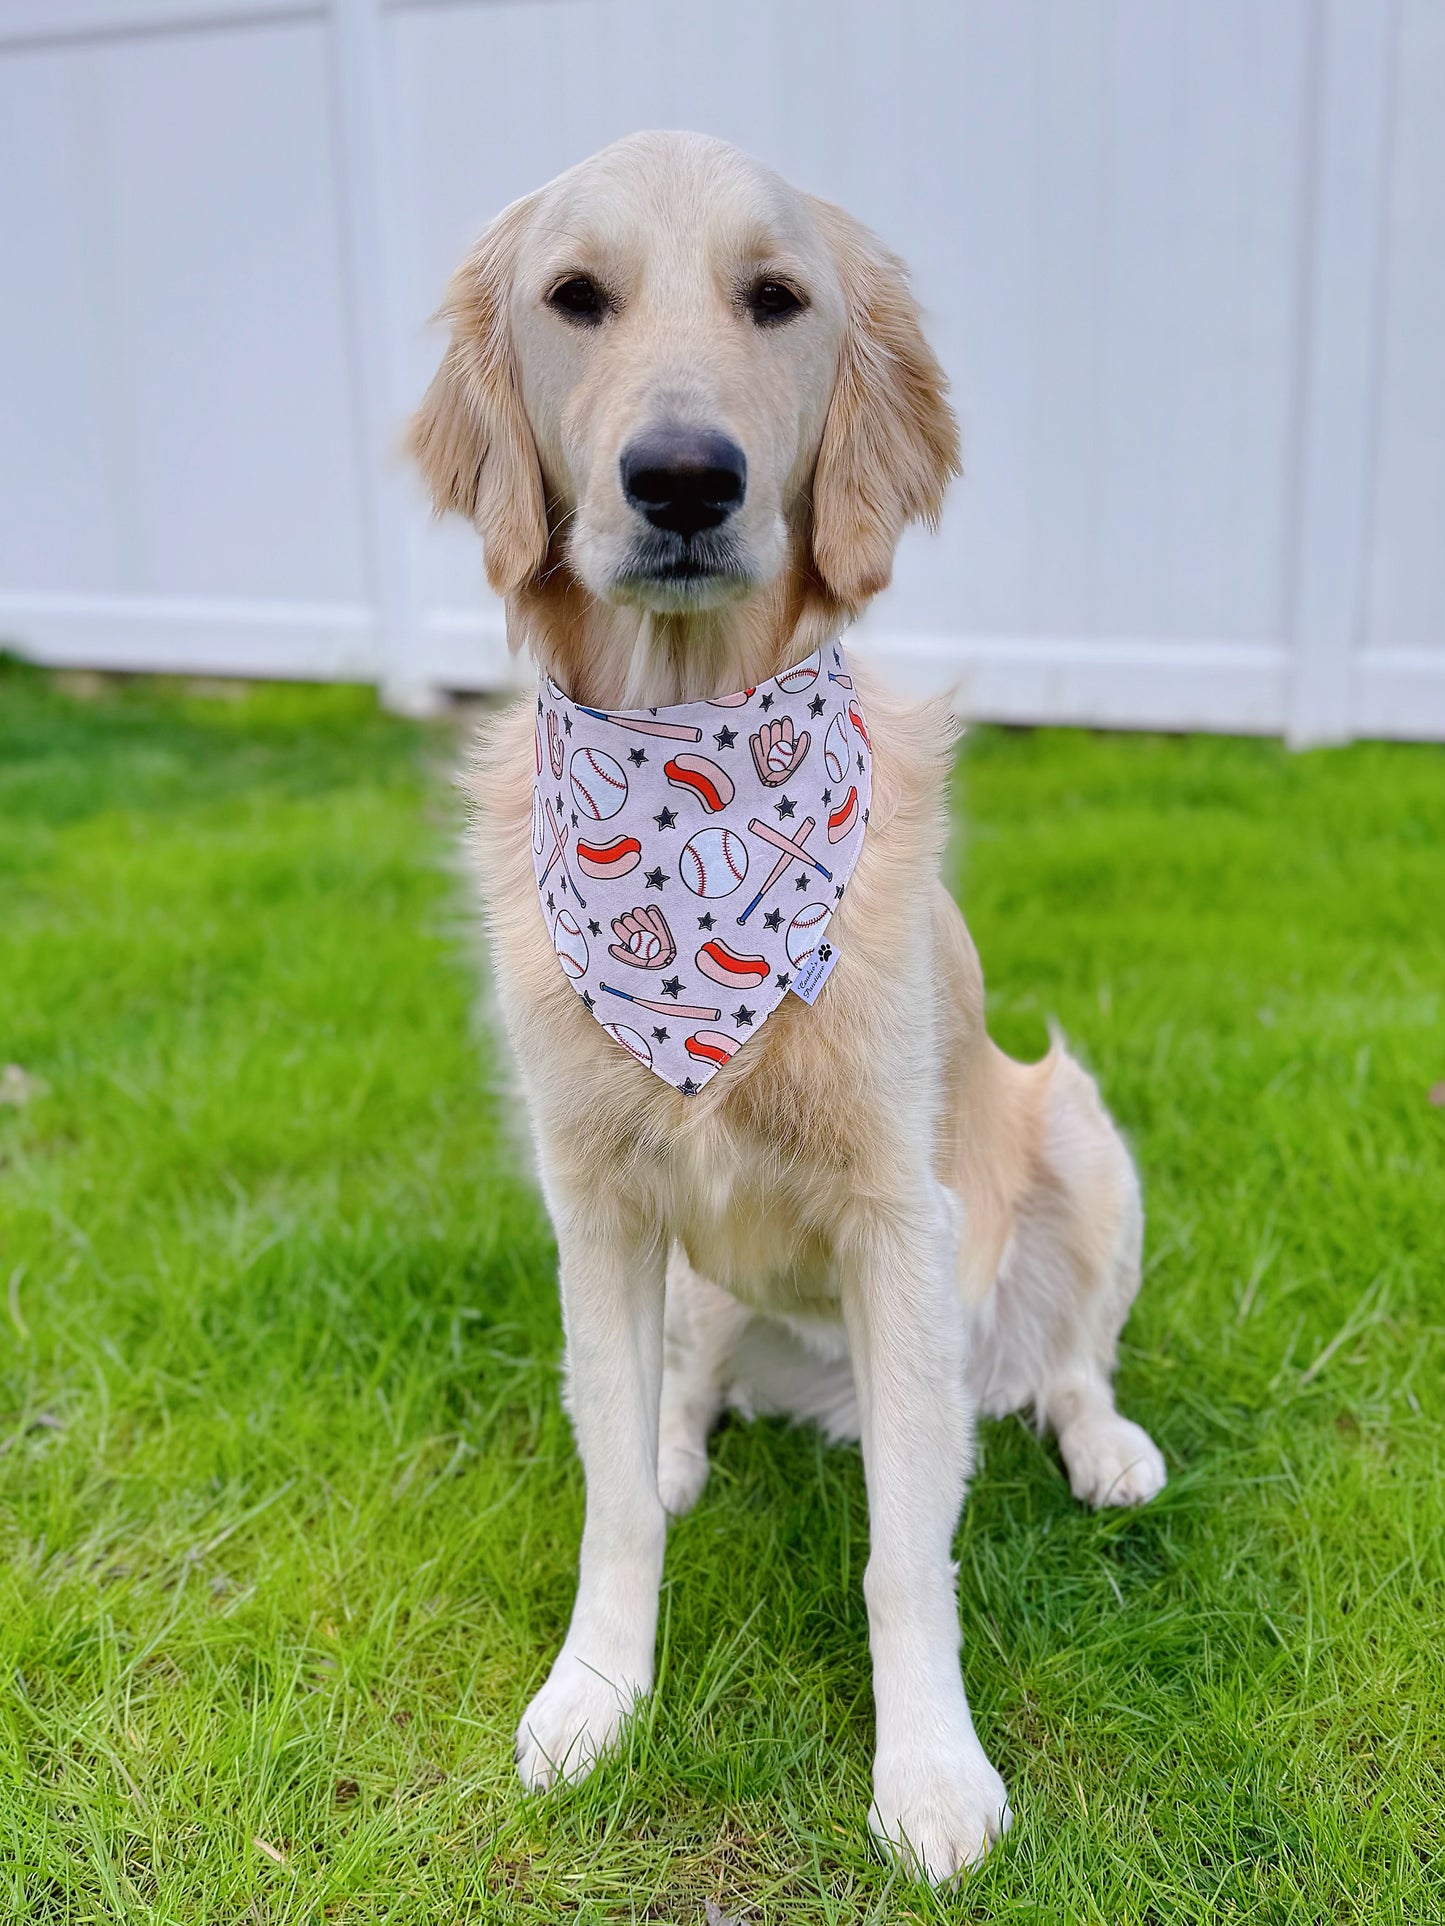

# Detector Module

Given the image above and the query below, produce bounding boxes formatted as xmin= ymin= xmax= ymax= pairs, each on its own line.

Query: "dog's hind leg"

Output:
xmin=657 ymin=1246 xmax=750 ymax=1516
xmin=967 ymin=1043 xmax=1166 ymax=1509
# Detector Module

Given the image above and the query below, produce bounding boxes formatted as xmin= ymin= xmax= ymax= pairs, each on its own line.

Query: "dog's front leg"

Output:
xmin=842 ymin=1185 xmax=1011 ymax=1884
xmin=516 ymin=1201 xmax=666 ymax=1790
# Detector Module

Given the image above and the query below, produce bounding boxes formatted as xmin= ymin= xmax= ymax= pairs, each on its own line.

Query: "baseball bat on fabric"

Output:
xmin=577 ymin=707 xmax=704 ymax=743
xmin=538 ymin=810 xmax=568 ymax=887
xmin=543 ymin=798 xmax=586 ymax=908
xmin=599 ymin=983 xmax=720 ymax=1021
xmin=737 ymin=816 xmax=816 ymax=924
xmin=746 ymin=817 xmax=833 ymax=880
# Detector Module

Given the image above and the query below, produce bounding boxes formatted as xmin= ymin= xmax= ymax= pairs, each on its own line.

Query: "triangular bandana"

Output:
xmin=532 ymin=643 xmax=872 ymax=1092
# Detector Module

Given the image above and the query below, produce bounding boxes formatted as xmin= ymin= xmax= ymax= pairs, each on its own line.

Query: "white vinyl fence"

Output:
xmin=3 ymin=0 xmax=1443 ymax=741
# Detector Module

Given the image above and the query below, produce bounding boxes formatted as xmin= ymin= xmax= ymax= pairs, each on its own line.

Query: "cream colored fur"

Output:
xmin=412 ymin=131 xmax=1164 ymax=1887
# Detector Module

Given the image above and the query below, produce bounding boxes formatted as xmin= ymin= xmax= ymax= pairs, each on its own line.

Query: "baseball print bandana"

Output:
xmin=532 ymin=642 xmax=872 ymax=1093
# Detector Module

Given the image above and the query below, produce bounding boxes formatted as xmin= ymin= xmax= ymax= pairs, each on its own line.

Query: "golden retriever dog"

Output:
xmin=409 ymin=130 xmax=1165 ymax=1884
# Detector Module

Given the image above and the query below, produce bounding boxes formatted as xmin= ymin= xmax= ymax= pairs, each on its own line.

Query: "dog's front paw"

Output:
xmin=869 ymin=1740 xmax=1012 ymax=1885
xmin=515 ymin=1649 xmax=647 ymax=1790
xmin=1058 ymin=1414 xmax=1166 ymax=1509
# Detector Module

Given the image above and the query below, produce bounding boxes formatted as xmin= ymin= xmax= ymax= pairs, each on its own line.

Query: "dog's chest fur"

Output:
xmin=466 ymin=672 xmax=960 ymax=1315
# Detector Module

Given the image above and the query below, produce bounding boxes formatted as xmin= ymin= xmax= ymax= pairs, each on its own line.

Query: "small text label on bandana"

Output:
xmin=791 ymin=938 xmax=840 ymax=1005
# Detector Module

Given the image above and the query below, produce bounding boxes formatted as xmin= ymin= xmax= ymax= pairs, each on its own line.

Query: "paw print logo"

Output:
xmin=816 ymin=942 xmax=833 ymax=964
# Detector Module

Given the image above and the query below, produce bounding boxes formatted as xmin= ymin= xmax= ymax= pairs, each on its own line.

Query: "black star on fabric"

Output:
xmin=571 ymin=810 xmax=579 ymax=828
xmin=795 ymin=871 xmax=811 ymax=891
xmin=774 ymin=795 xmax=797 ymax=820
xmin=834 ymin=884 xmax=845 ymax=899
xmin=759 ymin=691 xmax=774 ymax=711
xmin=863 ymin=807 xmax=870 ymax=824
xmin=775 ymin=971 xmax=792 ymax=991
xmin=628 ymin=747 xmax=648 ymax=767
xmin=555 ymin=793 xmax=564 ymax=816
xmin=645 ymin=866 xmax=669 ymax=890
xmin=654 ymin=806 xmax=677 ymax=830
xmin=679 ymin=1077 xmax=699 ymax=1096
xmin=714 ymin=725 xmax=737 ymax=749
xmin=808 ymin=694 xmax=825 ymax=717
xmin=587 ymin=919 xmax=601 ymax=936
xmin=661 ymin=976 xmax=683 ymax=998
xmin=857 ymin=752 xmax=865 ymax=774
xmin=536 ymin=695 xmax=544 ymax=714
xmin=545 ymin=891 xmax=555 ymax=913
xmin=697 ymin=912 xmax=716 ymax=930
xmin=581 ymin=990 xmax=595 ymax=1011
xmin=762 ymin=907 xmax=784 ymax=931
xmin=732 ymin=1005 xmax=755 ymax=1028
xmin=563 ymin=714 xmax=573 ymax=734
xmin=820 ymin=787 xmax=832 ymax=807
xmin=652 ymin=1026 xmax=670 ymax=1042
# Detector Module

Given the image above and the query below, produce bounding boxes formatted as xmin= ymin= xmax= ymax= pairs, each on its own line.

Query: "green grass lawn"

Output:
xmin=0 ymin=656 xmax=1441 ymax=1924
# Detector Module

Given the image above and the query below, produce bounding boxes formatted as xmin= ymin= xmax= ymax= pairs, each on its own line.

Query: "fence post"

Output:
xmin=327 ymin=0 xmax=441 ymax=714
xmin=1286 ymin=0 xmax=1398 ymax=747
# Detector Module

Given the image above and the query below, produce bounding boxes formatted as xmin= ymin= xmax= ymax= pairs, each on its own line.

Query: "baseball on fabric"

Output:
xmin=602 ymin=1023 xmax=653 ymax=1067
xmin=680 ymin=827 xmax=749 ymax=898
xmin=553 ymin=909 xmax=589 ymax=979
xmin=570 ymin=746 xmax=629 ymax=820
xmin=823 ymin=713 xmax=850 ymax=784
xmin=774 ymin=649 xmax=820 ymax=693
xmin=617 ymin=919 xmax=668 ymax=964
xmin=786 ymin=902 xmax=832 ymax=967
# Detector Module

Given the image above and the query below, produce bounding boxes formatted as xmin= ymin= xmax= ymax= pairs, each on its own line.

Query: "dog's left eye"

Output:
xmin=748 ymin=279 xmax=805 ymax=325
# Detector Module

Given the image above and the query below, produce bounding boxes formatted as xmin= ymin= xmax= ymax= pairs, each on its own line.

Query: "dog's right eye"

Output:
xmin=548 ymin=276 xmax=606 ymax=324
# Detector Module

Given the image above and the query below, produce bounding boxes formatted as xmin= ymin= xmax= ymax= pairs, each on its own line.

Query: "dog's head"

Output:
xmin=410 ymin=131 xmax=958 ymax=643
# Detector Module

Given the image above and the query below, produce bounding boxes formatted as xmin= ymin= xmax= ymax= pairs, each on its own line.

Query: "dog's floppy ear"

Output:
xmin=807 ymin=199 xmax=961 ymax=609
xmin=407 ymin=194 xmax=548 ymax=597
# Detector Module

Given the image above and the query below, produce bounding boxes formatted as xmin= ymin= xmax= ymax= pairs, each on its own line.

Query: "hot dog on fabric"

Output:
xmin=530 ymin=645 xmax=871 ymax=1092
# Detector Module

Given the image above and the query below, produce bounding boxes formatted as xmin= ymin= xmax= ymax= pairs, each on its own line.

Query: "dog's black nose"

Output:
xmin=620 ymin=429 xmax=746 ymax=538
